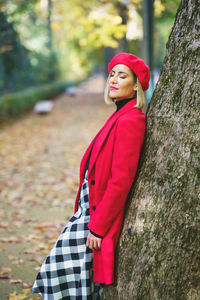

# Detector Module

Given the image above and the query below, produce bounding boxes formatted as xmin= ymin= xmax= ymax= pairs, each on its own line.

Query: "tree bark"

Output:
xmin=102 ymin=0 xmax=200 ymax=299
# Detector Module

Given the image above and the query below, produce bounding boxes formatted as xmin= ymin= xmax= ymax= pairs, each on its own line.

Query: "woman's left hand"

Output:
xmin=86 ymin=232 xmax=102 ymax=251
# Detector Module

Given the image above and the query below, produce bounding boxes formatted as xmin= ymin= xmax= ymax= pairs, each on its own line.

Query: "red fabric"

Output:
xmin=108 ymin=52 xmax=150 ymax=91
xmin=74 ymin=98 xmax=146 ymax=284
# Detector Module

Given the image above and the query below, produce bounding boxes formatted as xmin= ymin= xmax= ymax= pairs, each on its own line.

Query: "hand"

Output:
xmin=86 ymin=232 xmax=102 ymax=251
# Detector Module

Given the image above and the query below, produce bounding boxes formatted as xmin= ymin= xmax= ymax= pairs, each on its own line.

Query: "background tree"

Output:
xmin=102 ymin=0 xmax=200 ymax=298
xmin=154 ymin=0 xmax=181 ymax=68
xmin=0 ymin=0 xmax=59 ymax=94
xmin=0 ymin=11 xmax=31 ymax=92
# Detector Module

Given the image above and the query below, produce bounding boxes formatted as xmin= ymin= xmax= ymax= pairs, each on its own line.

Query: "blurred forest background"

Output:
xmin=0 ymin=0 xmax=180 ymax=96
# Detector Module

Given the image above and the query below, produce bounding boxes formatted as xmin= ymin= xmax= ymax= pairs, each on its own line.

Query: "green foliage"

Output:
xmin=0 ymin=80 xmax=80 ymax=120
xmin=159 ymin=0 xmax=181 ymax=19
xmin=0 ymin=11 xmax=32 ymax=92
xmin=154 ymin=0 xmax=182 ymax=66
xmin=0 ymin=1 xmax=59 ymax=95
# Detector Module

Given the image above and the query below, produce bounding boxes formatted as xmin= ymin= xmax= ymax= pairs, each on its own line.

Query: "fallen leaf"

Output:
xmin=0 ymin=266 xmax=13 ymax=279
xmin=12 ymin=259 xmax=25 ymax=265
xmin=22 ymin=288 xmax=31 ymax=294
xmin=22 ymin=282 xmax=33 ymax=289
xmin=24 ymin=248 xmax=37 ymax=254
xmin=0 ymin=222 xmax=9 ymax=228
xmin=10 ymin=279 xmax=23 ymax=284
xmin=0 ymin=274 xmax=12 ymax=279
xmin=1 ymin=267 xmax=12 ymax=273
xmin=8 ymin=290 xmax=26 ymax=300
xmin=0 ymin=236 xmax=24 ymax=243
xmin=29 ymin=256 xmax=44 ymax=263
xmin=8 ymin=255 xmax=15 ymax=260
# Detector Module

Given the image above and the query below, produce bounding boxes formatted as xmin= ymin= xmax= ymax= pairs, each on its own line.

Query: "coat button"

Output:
xmin=92 ymin=205 xmax=96 ymax=211
xmin=91 ymin=180 xmax=95 ymax=185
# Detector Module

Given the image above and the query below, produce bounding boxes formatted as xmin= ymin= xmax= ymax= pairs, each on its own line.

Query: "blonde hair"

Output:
xmin=104 ymin=75 xmax=147 ymax=114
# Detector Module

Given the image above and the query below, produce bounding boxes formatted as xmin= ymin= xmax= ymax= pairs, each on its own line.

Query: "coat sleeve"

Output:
xmin=87 ymin=113 xmax=146 ymax=237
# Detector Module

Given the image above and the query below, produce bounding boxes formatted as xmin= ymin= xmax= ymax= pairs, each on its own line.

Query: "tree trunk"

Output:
xmin=102 ymin=0 xmax=200 ymax=299
xmin=47 ymin=0 xmax=53 ymax=51
xmin=103 ymin=47 xmax=115 ymax=78
xmin=116 ymin=1 xmax=128 ymax=52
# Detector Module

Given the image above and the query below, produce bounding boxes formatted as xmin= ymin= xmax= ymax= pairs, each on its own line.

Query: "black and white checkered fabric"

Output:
xmin=32 ymin=168 xmax=103 ymax=299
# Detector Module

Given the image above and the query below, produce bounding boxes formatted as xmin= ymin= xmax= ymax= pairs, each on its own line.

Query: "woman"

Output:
xmin=32 ymin=52 xmax=150 ymax=299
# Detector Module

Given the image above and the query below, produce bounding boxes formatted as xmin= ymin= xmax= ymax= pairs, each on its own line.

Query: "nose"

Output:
xmin=110 ymin=74 xmax=117 ymax=84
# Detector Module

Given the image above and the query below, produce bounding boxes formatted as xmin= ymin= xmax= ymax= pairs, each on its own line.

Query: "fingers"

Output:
xmin=97 ymin=238 xmax=101 ymax=250
xmin=86 ymin=236 xmax=89 ymax=248
xmin=87 ymin=236 xmax=98 ymax=251
xmin=86 ymin=232 xmax=102 ymax=251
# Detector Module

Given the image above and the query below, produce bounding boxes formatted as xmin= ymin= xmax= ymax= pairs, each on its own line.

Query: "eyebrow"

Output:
xmin=111 ymin=70 xmax=128 ymax=75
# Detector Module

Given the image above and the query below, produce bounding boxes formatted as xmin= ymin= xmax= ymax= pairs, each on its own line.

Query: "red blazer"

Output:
xmin=74 ymin=98 xmax=146 ymax=284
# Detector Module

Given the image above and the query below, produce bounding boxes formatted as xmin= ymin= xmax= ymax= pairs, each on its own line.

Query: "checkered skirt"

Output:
xmin=32 ymin=168 xmax=103 ymax=300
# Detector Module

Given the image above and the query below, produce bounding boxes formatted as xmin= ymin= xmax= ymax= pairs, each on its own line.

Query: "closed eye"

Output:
xmin=110 ymin=70 xmax=128 ymax=78
xmin=110 ymin=73 xmax=126 ymax=79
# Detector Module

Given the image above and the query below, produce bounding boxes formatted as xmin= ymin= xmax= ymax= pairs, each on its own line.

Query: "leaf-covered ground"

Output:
xmin=0 ymin=76 xmax=114 ymax=299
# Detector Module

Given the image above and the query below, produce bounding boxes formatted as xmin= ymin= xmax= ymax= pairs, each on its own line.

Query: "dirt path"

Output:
xmin=0 ymin=75 xmax=114 ymax=299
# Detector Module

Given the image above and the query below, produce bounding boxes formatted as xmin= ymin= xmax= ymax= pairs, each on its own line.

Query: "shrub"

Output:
xmin=0 ymin=80 xmax=80 ymax=120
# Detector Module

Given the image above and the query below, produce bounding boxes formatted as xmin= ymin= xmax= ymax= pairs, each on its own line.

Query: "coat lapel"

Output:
xmin=88 ymin=98 xmax=137 ymax=176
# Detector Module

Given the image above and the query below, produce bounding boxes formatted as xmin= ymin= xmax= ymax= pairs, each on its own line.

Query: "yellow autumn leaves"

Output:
xmin=52 ymin=2 xmax=127 ymax=50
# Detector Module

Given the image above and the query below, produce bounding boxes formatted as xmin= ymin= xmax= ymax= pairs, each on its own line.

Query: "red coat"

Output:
xmin=74 ymin=98 xmax=146 ymax=284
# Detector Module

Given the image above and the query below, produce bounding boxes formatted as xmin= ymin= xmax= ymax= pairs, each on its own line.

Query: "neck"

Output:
xmin=114 ymin=96 xmax=136 ymax=112
xmin=114 ymin=96 xmax=135 ymax=103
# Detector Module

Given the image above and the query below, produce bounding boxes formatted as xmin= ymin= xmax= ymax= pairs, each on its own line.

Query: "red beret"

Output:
xmin=108 ymin=52 xmax=150 ymax=91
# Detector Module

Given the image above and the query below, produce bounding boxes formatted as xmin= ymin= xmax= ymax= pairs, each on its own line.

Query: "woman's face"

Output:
xmin=108 ymin=64 xmax=137 ymax=101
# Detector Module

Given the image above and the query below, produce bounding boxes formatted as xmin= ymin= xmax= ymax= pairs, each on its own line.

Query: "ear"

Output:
xmin=133 ymin=83 xmax=137 ymax=91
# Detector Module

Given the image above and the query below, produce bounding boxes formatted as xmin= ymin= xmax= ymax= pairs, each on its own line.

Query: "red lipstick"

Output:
xmin=110 ymin=86 xmax=118 ymax=90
